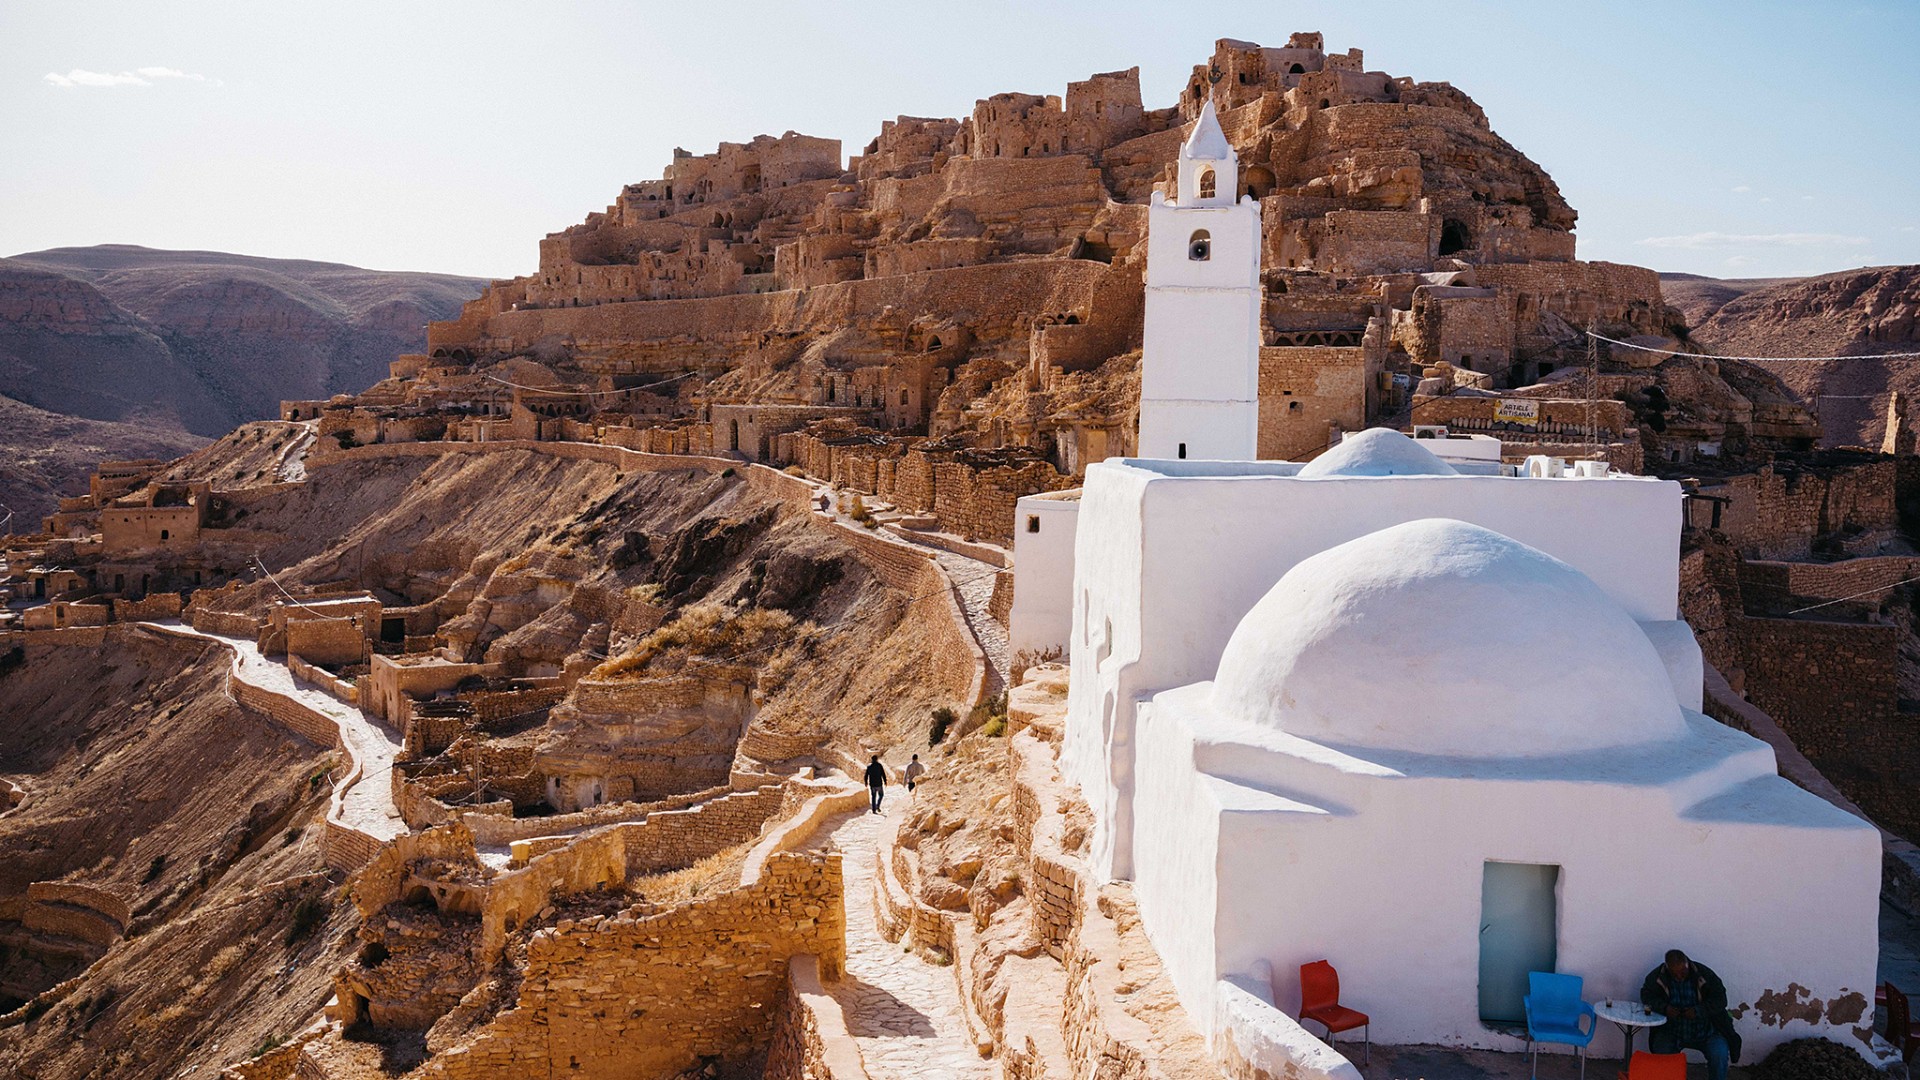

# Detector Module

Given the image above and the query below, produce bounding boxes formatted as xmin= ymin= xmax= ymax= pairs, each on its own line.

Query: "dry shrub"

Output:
xmin=1010 ymin=645 xmax=1063 ymax=685
xmin=590 ymin=602 xmax=797 ymax=680
xmin=627 ymin=844 xmax=753 ymax=905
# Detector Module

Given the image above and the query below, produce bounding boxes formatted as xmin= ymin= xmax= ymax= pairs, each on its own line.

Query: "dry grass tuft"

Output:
xmin=590 ymin=602 xmax=798 ymax=680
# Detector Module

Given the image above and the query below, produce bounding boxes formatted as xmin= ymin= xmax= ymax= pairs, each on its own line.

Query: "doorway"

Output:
xmin=1478 ymin=861 xmax=1559 ymax=1023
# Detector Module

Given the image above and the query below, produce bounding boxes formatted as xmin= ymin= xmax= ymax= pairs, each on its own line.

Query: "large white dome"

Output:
xmin=1211 ymin=519 xmax=1687 ymax=757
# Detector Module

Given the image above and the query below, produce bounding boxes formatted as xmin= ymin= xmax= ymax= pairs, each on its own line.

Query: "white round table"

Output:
xmin=1593 ymin=998 xmax=1667 ymax=1072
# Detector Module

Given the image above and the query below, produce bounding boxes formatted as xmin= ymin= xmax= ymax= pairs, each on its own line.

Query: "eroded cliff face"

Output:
xmin=1681 ymin=266 xmax=1920 ymax=448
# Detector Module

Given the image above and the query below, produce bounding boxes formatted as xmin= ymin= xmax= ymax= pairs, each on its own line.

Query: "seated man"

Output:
xmin=1640 ymin=949 xmax=1742 ymax=1080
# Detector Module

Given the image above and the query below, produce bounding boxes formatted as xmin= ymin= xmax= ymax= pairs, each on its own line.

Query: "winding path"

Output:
xmin=804 ymin=808 xmax=992 ymax=1080
xmin=144 ymin=621 xmax=406 ymax=842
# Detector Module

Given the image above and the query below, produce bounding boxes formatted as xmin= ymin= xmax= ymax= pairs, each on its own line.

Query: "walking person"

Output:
xmin=904 ymin=753 xmax=926 ymax=794
xmin=864 ymin=753 xmax=887 ymax=814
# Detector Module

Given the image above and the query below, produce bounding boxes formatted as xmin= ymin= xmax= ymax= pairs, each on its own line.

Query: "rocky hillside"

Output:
xmin=1663 ymin=266 xmax=1920 ymax=448
xmin=0 ymin=396 xmax=206 ymax=528
xmin=0 ymin=246 xmax=484 ymax=525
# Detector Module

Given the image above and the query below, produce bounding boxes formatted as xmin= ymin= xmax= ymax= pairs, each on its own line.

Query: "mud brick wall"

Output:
xmin=412 ymin=852 xmax=844 ymax=1080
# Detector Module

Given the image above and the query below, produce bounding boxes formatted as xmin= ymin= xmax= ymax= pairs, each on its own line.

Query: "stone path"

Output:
xmin=805 ymin=807 xmax=992 ymax=1080
xmin=277 ymin=421 xmax=317 ymax=482
xmin=146 ymin=622 xmax=407 ymax=841
xmin=930 ymin=549 xmax=1010 ymax=698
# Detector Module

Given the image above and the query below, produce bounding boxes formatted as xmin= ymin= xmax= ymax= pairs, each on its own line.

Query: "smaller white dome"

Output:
xmin=1298 ymin=428 xmax=1458 ymax=478
xmin=1211 ymin=519 xmax=1687 ymax=758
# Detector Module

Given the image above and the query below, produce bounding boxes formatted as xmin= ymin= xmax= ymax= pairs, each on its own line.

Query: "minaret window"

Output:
xmin=1188 ymin=230 xmax=1211 ymax=261
xmin=1198 ymin=168 xmax=1216 ymax=200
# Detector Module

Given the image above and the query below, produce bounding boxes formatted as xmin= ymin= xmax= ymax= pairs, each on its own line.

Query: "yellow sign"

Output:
xmin=1493 ymin=399 xmax=1540 ymax=427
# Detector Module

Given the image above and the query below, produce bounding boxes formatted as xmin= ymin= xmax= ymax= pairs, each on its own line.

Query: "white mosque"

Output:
xmin=1013 ymin=100 xmax=1887 ymax=1075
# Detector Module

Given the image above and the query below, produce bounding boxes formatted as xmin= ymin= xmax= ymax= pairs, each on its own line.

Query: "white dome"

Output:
xmin=1211 ymin=519 xmax=1687 ymax=757
xmin=1297 ymin=428 xmax=1458 ymax=478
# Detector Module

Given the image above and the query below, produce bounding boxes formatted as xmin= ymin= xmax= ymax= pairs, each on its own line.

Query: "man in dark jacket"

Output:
xmin=1640 ymin=950 xmax=1741 ymax=1080
xmin=864 ymin=754 xmax=887 ymax=814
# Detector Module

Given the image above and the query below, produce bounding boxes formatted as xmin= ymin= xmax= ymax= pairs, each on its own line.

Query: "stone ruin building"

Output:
xmin=285 ymin=32 xmax=1819 ymax=547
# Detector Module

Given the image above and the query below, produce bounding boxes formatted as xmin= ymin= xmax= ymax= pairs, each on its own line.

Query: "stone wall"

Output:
xmin=20 ymin=882 xmax=129 ymax=947
xmin=1708 ymin=459 xmax=1898 ymax=560
xmin=763 ymin=953 xmax=869 ymax=1080
xmin=617 ymin=783 xmax=786 ymax=875
xmin=412 ymin=852 xmax=844 ymax=1080
xmin=111 ymin=592 xmax=183 ymax=621
xmin=1257 ymin=346 xmax=1366 ymax=461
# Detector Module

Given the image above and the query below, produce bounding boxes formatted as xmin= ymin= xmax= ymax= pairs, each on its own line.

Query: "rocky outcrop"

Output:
xmin=1674 ymin=266 xmax=1920 ymax=448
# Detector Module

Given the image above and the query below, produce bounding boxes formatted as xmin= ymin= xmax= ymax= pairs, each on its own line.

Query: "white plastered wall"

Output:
xmin=1062 ymin=461 xmax=1685 ymax=880
xmin=1133 ymin=689 xmax=1883 ymax=1059
xmin=1009 ymin=493 xmax=1081 ymax=657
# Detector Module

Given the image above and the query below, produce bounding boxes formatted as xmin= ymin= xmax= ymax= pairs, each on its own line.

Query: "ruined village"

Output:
xmin=3 ymin=26 xmax=1919 ymax=1080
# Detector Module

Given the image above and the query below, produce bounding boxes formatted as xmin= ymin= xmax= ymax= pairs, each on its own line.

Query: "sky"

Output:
xmin=3 ymin=1 xmax=1916 ymax=281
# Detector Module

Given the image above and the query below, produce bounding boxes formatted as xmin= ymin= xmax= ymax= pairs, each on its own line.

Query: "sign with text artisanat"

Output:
xmin=1493 ymin=399 xmax=1540 ymax=427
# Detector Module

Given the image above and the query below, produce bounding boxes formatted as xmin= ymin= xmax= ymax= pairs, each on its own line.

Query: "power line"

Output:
xmin=479 ymin=369 xmax=700 ymax=398
xmin=1787 ymin=572 xmax=1920 ymax=615
xmin=1586 ymin=330 xmax=1920 ymax=364
xmin=251 ymin=554 xmax=359 ymax=623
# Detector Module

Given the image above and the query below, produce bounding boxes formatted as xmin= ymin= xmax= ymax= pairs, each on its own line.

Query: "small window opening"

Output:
xmin=1198 ymin=168 xmax=1216 ymax=200
xmin=1027 ymin=515 xmax=1041 ymax=534
xmin=160 ymin=529 xmax=169 ymax=540
xmin=1289 ymin=63 xmax=1306 ymax=74
xmin=1177 ymin=443 xmax=1188 ymax=459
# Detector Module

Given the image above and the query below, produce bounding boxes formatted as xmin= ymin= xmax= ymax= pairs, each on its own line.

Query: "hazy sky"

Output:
xmin=4 ymin=1 xmax=1916 ymax=281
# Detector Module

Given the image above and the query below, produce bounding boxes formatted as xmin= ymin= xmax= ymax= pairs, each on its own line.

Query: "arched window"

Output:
xmin=1289 ymin=63 xmax=1306 ymax=74
xmin=1188 ymin=230 xmax=1212 ymax=261
xmin=899 ymin=389 xmax=910 ymax=406
xmin=1198 ymin=168 xmax=1216 ymax=200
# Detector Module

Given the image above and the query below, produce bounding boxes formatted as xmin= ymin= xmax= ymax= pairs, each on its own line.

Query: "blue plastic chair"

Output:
xmin=1523 ymin=971 xmax=1596 ymax=1079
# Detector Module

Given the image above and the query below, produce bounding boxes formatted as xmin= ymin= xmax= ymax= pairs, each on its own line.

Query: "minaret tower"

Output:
xmin=1137 ymin=97 xmax=1262 ymax=461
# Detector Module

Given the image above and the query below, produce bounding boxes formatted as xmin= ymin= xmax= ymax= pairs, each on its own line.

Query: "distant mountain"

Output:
xmin=1661 ymin=266 xmax=1920 ymax=448
xmin=0 ymin=245 xmax=485 ymax=526
xmin=0 ymin=395 xmax=206 ymax=528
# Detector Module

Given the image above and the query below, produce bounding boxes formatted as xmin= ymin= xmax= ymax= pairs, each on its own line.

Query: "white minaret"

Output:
xmin=1137 ymin=98 xmax=1262 ymax=461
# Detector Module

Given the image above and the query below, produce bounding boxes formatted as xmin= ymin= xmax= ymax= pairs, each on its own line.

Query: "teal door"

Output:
xmin=1479 ymin=861 xmax=1559 ymax=1023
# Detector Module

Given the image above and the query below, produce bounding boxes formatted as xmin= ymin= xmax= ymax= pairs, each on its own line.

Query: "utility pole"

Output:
xmin=1586 ymin=320 xmax=1600 ymax=461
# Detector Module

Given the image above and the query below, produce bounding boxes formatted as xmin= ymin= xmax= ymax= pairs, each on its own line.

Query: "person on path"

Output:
xmin=904 ymin=753 xmax=926 ymax=793
xmin=864 ymin=754 xmax=888 ymax=814
xmin=1640 ymin=949 xmax=1740 ymax=1080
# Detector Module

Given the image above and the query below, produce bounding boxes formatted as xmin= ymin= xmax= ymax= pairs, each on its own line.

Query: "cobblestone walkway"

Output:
xmin=930 ymin=549 xmax=1009 ymax=698
xmin=147 ymin=622 xmax=407 ymax=841
xmin=808 ymin=807 xmax=992 ymax=1080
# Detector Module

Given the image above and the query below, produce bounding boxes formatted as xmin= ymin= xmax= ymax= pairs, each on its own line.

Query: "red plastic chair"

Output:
xmin=1887 ymin=983 xmax=1919 ymax=1063
xmin=1624 ymin=1051 xmax=1686 ymax=1080
xmin=1299 ymin=960 xmax=1370 ymax=1065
